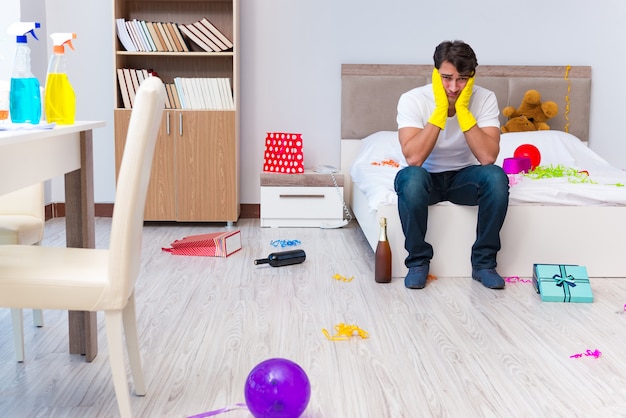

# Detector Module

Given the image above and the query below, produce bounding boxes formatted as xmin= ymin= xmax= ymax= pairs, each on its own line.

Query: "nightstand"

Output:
xmin=260 ymin=171 xmax=345 ymax=227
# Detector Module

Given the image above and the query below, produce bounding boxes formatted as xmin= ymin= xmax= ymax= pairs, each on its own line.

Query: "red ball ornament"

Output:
xmin=513 ymin=144 xmax=541 ymax=169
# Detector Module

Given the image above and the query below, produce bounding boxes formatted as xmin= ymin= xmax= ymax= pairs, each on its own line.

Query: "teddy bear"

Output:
xmin=501 ymin=89 xmax=559 ymax=133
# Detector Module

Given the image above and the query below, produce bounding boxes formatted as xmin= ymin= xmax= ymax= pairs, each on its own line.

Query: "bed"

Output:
xmin=339 ymin=64 xmax=626 ymax=278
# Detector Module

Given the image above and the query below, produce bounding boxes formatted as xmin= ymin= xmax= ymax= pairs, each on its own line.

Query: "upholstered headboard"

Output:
xmin=341 ymin=64 xmax=592 ymax=141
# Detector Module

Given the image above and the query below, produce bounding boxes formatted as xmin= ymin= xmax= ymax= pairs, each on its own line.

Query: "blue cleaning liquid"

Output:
xmin=10 ymin=77 xmax=41 ymax=124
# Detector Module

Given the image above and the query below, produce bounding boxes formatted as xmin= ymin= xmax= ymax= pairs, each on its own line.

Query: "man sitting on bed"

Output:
xmin=394 ymin=40 xmax=510 ymax=289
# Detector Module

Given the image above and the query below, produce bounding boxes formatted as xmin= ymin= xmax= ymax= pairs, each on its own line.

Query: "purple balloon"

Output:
xmin=244 ymin=358 xmax=311 ymax=418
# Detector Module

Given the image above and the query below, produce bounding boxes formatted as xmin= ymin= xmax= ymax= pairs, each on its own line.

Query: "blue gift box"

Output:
xmin=532 ymin=264 xmax=593 ymax=303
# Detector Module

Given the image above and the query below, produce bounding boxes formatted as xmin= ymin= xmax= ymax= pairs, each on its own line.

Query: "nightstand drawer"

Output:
xmin=260 ymin=186 xmax=344 ymax=227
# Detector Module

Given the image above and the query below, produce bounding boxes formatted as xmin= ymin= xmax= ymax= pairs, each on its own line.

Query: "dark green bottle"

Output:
xmin=254 ymin=249 xmax=306 ymax=267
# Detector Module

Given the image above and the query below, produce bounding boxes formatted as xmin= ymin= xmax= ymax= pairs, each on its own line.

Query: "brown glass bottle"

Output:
xmin=375 ymin=217 xmax=392 ymax=283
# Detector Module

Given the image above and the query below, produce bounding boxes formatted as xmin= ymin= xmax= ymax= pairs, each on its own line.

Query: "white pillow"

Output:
xmin=497 ymin=130 xmax=610 ymax=169
xmin=350 ymin=131 xmax=406 ymax=169
xmin=350 ymin=131 xmax=406 ymax=211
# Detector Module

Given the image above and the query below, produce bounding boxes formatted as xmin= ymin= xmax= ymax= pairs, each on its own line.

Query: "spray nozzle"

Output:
xmin=7 ymin=22 xmax=41 ymax=43
xmin=50 ymin=33 xmax=77 ymax=53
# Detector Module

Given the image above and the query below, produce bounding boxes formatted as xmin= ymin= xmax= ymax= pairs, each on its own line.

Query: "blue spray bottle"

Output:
xmin=7 ymin=22 xmax=42 ymax=124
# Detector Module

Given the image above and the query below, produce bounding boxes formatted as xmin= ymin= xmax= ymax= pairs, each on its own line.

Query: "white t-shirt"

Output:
xmin=396 ymin=84 xmax=500 ymax=173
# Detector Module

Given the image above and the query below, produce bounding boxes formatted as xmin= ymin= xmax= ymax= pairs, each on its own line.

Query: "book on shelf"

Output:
xmin=168 ymin=83 xmax=182 ymax=109
xmin=164 ymin=22 xmax=183 ymax=51
xmin=213 ymin=78 xmax=228 ymax=109
xmin=180 ymin=78 xmax=197 ymax=109
xmin=129 ymin=68 xmax=141 ymax=95
xmin=162 ymin=22 xmax=180 ymax=52
xmin=219 ymin=78 xmax=235 ymax=109
xmin=116 ymin=16 xmax=231 ymax=53
xmin=199 ymin=17 xmax=233 ymax=49
xmin=163 ymin=83 xmax=172 ymax=109
xmin=118 ymin=69 xmax=234 ymax=110
xmin=178 ymin=24 xmax=214 ymax=52
xmin=191 ymin=21 xmax=225 ymax=51
xmin=150 ymin=22 xmax=167 ymax=52
xmin=139 ymin=20 xmax=156 ymax=51
xmin=192 ymin=78 xmax=207 ymax=109
xmin=130 ymin=19 xmax=150 ymax=51
xmin=173 ymin=78 xmax=187 ymax=109
xmin=124 ymin=20 xmax=143 ymax=52
xmin=117 ymin=68 xmax=132 ymax=109
xmin=171 ymin=23 xmax=190 ymax=52
xmin=171 ymin=77 xmax=234 ymax=110
xmin=189 ymin=22 xmax=222 ymax=51
xmin=115 ymin=18 xmax=136 ymax=52
xmin=162 ymin=230 xmax=242 ymax=258
xmin=164 ymin=83 xmax=176 ymax=109
xmin=155 ymin=22 xmax=174 ymax=52
xmin=145 ymin=22 xmax=165 ymax=52
xmin=136 ymin=69 xmax=146 ymax=85
xmin=121 ymin=68 xmax=136 ymax=107
xmin=204 ymin=79 xmax=217 ymax=109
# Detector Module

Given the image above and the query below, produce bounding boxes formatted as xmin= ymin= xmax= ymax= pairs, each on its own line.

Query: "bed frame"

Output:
xmin=340 ymin=64 xmax=626 ymax=278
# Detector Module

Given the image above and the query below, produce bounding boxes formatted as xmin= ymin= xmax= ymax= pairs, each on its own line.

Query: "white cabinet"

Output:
xmin=260 ymin=172 xmax=345 ymax=227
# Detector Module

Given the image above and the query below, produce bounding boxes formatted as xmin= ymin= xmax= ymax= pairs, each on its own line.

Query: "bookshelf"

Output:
xmin=113 ymin=0 xmax=240 ymax=223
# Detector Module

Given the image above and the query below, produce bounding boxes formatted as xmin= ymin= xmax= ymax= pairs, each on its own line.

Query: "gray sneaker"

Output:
xmin=405 ymin=265 xmax=429 ymax=289
xmin=472 ymin=268 xmax=505 ymax=289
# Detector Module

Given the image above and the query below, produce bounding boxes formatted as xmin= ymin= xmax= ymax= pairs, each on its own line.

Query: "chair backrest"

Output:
xmin=0 ymin=183 xmax=45 ymax=220
xmin=105 ymin=76 xmax=165 ymax=309
xmin=0 ymin=183 xmax=45 ymax=245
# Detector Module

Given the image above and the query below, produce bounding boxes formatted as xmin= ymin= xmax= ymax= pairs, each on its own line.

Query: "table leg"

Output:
xmin=64 ymin=129 xmax=98 ymax=362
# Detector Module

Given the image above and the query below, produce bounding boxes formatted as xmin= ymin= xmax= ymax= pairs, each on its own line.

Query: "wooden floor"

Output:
xmin=1 ymin=217 xmax=626 ymax=417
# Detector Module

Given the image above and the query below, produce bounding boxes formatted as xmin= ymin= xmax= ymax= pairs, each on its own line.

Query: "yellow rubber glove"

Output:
xmin=428 ymin=68 xmax=448 ymax=130
xmin=455 ymin=76 xmax=477 ymax=132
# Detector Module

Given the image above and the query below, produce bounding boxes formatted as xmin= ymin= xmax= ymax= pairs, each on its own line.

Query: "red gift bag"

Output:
xmin=162 ymin=230 xmax=242 ymax=257
xmin=263 ymin=132 xmax=304 ymax=174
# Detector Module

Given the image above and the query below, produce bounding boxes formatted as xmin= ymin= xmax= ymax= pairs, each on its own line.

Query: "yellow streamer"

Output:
xmin=322 ymin=323 xmax=369 ymax=340
xmin=563 ymin=65 xmax=571 ymax=133
xmin=332 ymin=273 xmax=354 ymax=282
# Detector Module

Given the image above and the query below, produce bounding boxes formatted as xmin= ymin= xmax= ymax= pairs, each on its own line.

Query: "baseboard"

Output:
xmin=240 ymin=204 xmax=260 ymax=219
xmin=45 ymin=203 xmax=261 ymax=221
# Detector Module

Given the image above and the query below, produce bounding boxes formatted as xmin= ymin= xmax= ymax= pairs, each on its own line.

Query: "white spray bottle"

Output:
xmin=45 ymin=33 xmax=77 ymax=124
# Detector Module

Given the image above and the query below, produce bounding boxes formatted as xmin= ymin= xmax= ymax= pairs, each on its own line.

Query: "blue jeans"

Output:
xmin=394 ymin=164 xmax=509 ymax=269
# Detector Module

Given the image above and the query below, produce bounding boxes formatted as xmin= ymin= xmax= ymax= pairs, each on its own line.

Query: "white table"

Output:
xmin=0 ymin=121 xmax=105 ymax=361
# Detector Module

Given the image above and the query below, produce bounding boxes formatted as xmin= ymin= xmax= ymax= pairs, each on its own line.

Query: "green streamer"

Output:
xmin=523 ymin=164 xmax=624 ymax=186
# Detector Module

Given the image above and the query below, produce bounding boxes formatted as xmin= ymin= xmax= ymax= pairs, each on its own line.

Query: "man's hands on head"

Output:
xmin=455 ymin=76 xmax=477 ymax=132
xmin=428 ymin=68 xmax=448 ymax=130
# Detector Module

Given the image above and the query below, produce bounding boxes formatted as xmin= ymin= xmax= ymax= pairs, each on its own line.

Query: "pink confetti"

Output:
xmin=570 ymin=349 xmax=602 ymax=359
xmin=188 ymin=403 xmax=248 ymax=418
xmin=504 ymin=276 xmax=531 ymax=283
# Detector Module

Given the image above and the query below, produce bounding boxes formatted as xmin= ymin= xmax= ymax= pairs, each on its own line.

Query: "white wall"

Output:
xmin=0 ymin=4 xmax=19 ymax=78
xmin=43 ymin=0 xmax=115 ymax=203
xmin=3 ymin=0 xmax=113 ymax=204
xmin=8 ymin=0 xmax=626 ymax=206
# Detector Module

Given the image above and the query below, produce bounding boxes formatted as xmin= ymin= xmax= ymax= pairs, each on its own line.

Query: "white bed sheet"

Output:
xmin=351 ymin=130 xmax=626 ymax=211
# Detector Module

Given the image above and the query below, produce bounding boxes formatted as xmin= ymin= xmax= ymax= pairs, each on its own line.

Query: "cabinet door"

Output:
xmin=144 ymin=110 xmax=176 ymax=221
xmin=114 ymin=109 xmax=176 ymax=221
xmin=176 ymin=110 xmax=238 ymax=221
xmin=113 ymin=109 xmax=131 ymax=178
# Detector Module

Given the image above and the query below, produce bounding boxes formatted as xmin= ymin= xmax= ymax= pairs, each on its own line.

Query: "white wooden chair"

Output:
xmin=0 ymin=76 xmax=166 ymax=418
xmin=0 ymin=182 xmax=45 ymax=362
